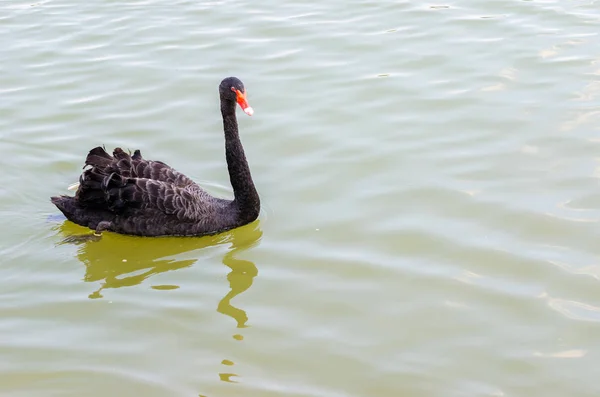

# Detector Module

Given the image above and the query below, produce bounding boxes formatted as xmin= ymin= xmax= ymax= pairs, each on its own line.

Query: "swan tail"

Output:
xmin=51 ymin=196 xmax=80 ymax=219
xmin=50 ymin=195 xmax=113 ymax=230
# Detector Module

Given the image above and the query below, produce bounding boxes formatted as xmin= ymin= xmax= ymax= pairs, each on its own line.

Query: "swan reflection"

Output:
xmin=55 ymin=219 xmax=262 ymax=328
xmin=55 ymin=219 xmax=261 ymax=388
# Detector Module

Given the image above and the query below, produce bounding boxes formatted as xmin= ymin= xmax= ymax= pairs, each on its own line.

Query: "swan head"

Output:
xmin=220 ymin=77 xmax=253 ymax=116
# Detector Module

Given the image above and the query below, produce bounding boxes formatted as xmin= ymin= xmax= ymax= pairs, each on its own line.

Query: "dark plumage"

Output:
xmin=51 ymin=77 xmax=260 ymax=237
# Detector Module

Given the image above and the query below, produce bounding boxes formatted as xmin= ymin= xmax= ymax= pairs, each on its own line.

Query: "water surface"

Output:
xmin=2 ymin=1 xmax=600 ymax=396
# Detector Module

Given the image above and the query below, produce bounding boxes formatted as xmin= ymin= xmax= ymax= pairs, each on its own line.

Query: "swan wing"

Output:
xmin=74 ymin=146 xmax=218 ymax=220
xmin=85 ymin=146 xmax=197 ymax=187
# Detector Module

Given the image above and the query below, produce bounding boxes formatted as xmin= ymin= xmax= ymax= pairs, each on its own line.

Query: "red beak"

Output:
xmin=234 ymin=89 xmax=254 ymax=116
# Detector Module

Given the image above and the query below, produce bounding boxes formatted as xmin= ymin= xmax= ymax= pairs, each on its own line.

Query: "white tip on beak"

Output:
xmin=243 ymin=106 xmax=254 ymax=116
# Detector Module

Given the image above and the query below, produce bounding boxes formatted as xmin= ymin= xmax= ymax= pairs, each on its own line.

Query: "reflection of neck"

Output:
xmin=221 ymin=100 xmax=260 ymax=223
xmin=217 ymin=250 xmax=258 ymax=328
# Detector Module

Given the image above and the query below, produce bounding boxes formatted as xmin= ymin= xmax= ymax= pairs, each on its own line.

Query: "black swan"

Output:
xmin=51 ymin=76 xmax=260 ymax=238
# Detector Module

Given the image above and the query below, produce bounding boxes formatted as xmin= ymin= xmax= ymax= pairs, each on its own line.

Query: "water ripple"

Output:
xmin=2 ymin=0 xmax=600 ymax=396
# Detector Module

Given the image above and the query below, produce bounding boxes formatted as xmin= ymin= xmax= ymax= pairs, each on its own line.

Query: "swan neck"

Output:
xmin=221 ymin=101 xmax=260 ymax=222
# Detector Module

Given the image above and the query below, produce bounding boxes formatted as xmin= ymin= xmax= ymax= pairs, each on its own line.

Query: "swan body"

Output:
xmin=51 ymin=77 xmax=260 ymax=237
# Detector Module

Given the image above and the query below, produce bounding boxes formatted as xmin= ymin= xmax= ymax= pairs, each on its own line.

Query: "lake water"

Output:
xmin=2 ymin=1 xmax=600 ymax=396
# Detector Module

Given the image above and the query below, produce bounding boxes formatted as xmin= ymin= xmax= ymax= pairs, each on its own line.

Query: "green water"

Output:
xmin=2 ymin=1 xmax=600 ymax=396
